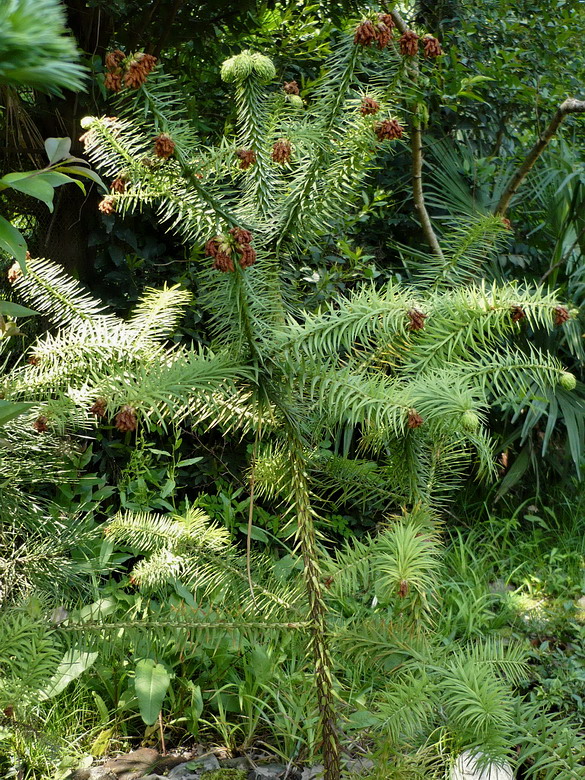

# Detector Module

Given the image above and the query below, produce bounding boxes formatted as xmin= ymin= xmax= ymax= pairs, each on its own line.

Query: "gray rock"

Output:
xmin=168 ymin=755 xmax=221 ymax=780
xmin=343 ymin=758 xmax=374 ymax=776
xmin=301 ymin=765 xmax=324 ymax=779
xmin=138 ymin=776 xmax=166 ymax=780
xmin=103 ymin=748 xmax=161 ymax=780
xmin=74 ymin=770 xmax=116 ymax=780
xmin=451 ymin=751 xmax=514 ymax=780
xmin=166 ymin=767 xmax=198 ymax=780
xmin=220 ymin=758 xmax=252 ymax=771
xmin=247 ymin=764 xmax=287 ymax=780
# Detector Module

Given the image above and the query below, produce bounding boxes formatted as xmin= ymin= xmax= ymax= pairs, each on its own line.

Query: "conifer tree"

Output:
xmin=2 ymin=15 xmax=580 ymax=779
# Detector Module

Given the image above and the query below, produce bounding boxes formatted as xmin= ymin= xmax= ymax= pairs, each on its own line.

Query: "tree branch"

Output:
xmin=389 ymin=8 xmax=445 ymax=260
xmin=495 ymin=98 xmax=585 ymax=216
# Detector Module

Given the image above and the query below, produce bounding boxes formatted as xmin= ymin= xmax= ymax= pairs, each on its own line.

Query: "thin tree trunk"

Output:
xmin=495 ymin=98 xmax=585 ymax=216
xmin=289 ymin=436 xmax=340 ymax=780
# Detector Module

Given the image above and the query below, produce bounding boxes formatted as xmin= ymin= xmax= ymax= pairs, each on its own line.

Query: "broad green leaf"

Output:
xmin=90 ymin=728 xmax=113 ymax=758
xmin=1 ymin=173 xmax=55 ymax=211
xmin=0 ymin=400 xmax=34 ymax=426
xmin=39 ymin=170 xmax=85 ymax=193
xmin=237 ymin=524 xmax=269 ymax=543
xmin=248 ymin=645 xmax=272 ymax=683
xmin=39 ymin=648 xmax=98 ymax=700
xmin=0 ymin=301 xmax=38 ymax=317
xmin=55 ymin=165 xmax=107 ymax=193
xmin=176 ymin=457 xmax=203 ymax=467
xmin=0 ymin=215 xmax=27 ymax=268
xmin=134 ymin=658 xmax=171 ymax=725
xmin=45 ymin=137 xmax=72 ymax=164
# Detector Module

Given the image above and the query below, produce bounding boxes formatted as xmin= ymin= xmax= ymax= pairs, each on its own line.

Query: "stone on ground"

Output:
xmin=451 ymin=751 xmax=514 ymax=780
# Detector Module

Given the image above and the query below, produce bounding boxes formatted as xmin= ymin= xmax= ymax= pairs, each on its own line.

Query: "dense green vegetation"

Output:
xmin=1 ymin=1 xmax=585 ymax=779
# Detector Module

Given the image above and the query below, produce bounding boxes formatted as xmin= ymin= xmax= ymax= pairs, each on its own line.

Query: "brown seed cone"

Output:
xmin=205 ymin=238 xmax=221 ymax=258
xmin=398 ymin=579 xmax=409 ymax=598
xmin=115 ymin=404 xmax=138 ymax=432
xmin=138 ymin=53 xmax=157 ymax=74
xmin=104 ymin=71 xmax=123 ymax=92
xmin=89 ymin=398 xmax=107 ymax=418
xmin=271 ymin=139 xmax=292 ymax=163
xmin=212 ymin=251 xmax=235 ymax=273
xmin=375 ymin=22 xmax=392 ymax=49
xmin=33 ymin=415 xmax=48 ymax=433
xmin=501 ymin=217 xmax=512 ymax=230
xmin=360 ymin=97 xmax=380 ymax=116
xmin=7 ymin=261 xmax=22 ymax=284
xmin=105 ymin=49 xmax=125 ymax=70
xmin=239 ymin=243 xmax=257 ymax=268
xmin=110 ymin=177 xmax=126 ymax=193
xmin=236 ymin=148 xmax=256 ymax=170
xmin=407 ymin=308 xmax=427 ymax=330
xmin=510 ymin=306 xmax=525 ymax=323
xmin=407 ymin=409 xmax=424 ymax=429
xmin=27 ymin=355 xmax=39 ymax=366
xmin=399 ymin=30 xmax=420 ymax=56
xmin=229 ymin=227 xmax=253 ymax=246
xmin=153 ymin=133 xmax=175 ymax=160
xmin=554 ymin=305 xmax=570 ymax=326
xmin=98 ymin=195 xmax=116 ymax=215
xmin=122 ymin=53 xmax=157 ymax=89
xmin=423 ymin=35 xmax=442 ymax=58
xmin=379 ymin=13 xmax=395 ymax=29
xmin=375 ymin=118 xmax=404 ymax=141
xmin=124 ymin=62 xmax=147 ymax=89
xmin=283 ymin=80 xmax=300 ymax=95
xmin=354 ymin=20 xmax=378 ymax=47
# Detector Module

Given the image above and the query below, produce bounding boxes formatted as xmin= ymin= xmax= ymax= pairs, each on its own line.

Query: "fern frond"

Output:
xmin=0 ymin=607 xmax=61 ymax=709
xmin=457 ymin=638 xmax=529 ymax=687
xmin=374 ymin=671 xmax=437 ymax=745
xmin=411 ymin=214 xmax=511 ymax=288
xmin=279 ymin=282 xmax=415 ymax=360
xmin=405 ymin=282 xmax=562 ymax=373
xmin=126 ymin=284 xmax=192 ymax=343
xmin=11 ymin=257 xmax=120 ymax=328
xmin=441 ymin=659 xmax=515 ymax=763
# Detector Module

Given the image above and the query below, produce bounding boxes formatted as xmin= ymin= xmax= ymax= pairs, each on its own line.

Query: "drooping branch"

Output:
xmin=495 ymin=98 xmax=585 ymax=216
xmin=390 ymin=8 xmax=445 ymax=260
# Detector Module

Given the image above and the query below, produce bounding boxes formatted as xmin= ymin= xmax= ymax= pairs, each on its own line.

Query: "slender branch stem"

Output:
xmin=495 ymin=98 xmax=585 ymax=216
xmin=389 ymin=8 xmax=445 ymax=260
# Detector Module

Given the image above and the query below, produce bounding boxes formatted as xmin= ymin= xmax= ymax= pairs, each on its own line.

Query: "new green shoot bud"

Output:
xmin=461 ymin=410 xmax=480 ymax=431
xmin=559 ymin=371 xmax=576 ymax=391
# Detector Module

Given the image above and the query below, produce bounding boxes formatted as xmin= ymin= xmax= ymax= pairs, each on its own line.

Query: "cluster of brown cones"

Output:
xmin=104 ymin=49 xmax=157 ymax=92
xmin=205 ymin=227 xmax=256 ymax=272
xmin=354 ymin=14 xmax=395 ymax=49
xmin=354 ymin=16 xmax=442 ymax=60
xmin=33 ymin=400 xmax=139 ymax=435
xmin=374 ymin=118 xmax=404 ymax=141
xmin=90 ymin=399 xmax=138 ymax=432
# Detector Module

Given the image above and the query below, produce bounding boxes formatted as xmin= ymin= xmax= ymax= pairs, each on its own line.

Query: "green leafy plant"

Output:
xmin=1 ymin=17 xmax=583 ymax=779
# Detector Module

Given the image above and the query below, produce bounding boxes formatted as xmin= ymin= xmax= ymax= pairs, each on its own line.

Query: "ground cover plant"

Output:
xmin=1 ymin=2 xmax=585 ymax=780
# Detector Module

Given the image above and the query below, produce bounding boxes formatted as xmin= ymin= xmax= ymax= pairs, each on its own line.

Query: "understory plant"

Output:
xmin=1 ymin=15 xmax=583 ymax=780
